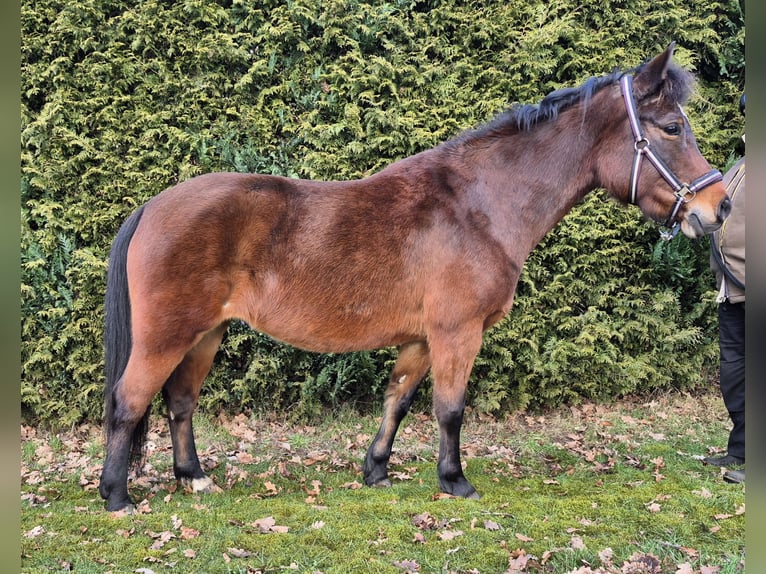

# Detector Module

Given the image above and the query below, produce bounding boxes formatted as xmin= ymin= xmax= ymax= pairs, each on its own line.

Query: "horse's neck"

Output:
xmin=458 ymin=123 xmax=599 ymax=257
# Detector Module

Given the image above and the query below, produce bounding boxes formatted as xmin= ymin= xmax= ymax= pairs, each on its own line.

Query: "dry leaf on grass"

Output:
xmin=251 ymin=516 xmax=289 ymax=534
xmin=514 ymin=532 xmax=533 ymax=542
xmin=393 ymin=559 xmax=420 ymax=572
xmin=227 ymin=547 xmax=252 ymax=558
xmin=436 ymin=529 xmax=463 ymax=541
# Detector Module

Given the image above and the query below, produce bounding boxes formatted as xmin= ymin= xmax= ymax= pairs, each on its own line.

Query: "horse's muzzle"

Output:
xmin=683 ymin=196 xmax=731 ymax=238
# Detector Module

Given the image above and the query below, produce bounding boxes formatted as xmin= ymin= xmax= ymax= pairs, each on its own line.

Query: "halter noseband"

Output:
xmin=619 ymin=74 xmax=722 ymax=239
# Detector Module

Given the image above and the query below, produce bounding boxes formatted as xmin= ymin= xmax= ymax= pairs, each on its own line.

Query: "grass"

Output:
xmin=20 ymin=389 xmax=745 ymax=573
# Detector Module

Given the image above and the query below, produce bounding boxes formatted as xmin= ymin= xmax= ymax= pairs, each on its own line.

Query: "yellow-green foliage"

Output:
xmin=21 ymin=0 xmax=744 ymax=425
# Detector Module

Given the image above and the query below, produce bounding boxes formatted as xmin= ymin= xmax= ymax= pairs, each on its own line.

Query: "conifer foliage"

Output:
xmin=21 ymin=0 xmax=744 ymax=425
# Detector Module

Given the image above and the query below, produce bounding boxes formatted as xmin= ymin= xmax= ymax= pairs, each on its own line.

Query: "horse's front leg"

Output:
xmin=429 ymin=326 xmax=484 ymax=499
xmin=364 ymin=340 xmax=431 ymax=487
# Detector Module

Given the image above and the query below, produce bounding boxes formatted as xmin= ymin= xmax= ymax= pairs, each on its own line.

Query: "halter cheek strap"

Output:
xmin=619 ymin=74 xmax=722 ymax=238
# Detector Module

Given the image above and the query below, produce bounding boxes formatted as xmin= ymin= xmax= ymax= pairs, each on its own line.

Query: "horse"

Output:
xmin=99 ymin=43 xmax=730 ymax=512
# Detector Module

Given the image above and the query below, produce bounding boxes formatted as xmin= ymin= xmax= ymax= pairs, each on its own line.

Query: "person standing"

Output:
xmin=703 ymin=94 xmax=746 ymax=484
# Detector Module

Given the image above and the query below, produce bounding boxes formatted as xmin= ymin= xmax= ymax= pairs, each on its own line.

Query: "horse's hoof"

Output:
xmin=371 ymin=478 xmax=392 ymax=488
xmin=180 ymin=476 xmax=222 ymax=494
xmin=438 ymin=477 xmax=481 ymax=499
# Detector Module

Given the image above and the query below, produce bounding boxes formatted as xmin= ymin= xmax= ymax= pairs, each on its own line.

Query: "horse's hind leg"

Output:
xmin=100 ymin=388 xmax=151 ymax=512
xmin=100 ymin=352 xmax=183 ymax=512
xmin=364 ymin=341 xmax=431 ymax=487
xmin=162 ymin=321 xmax=229 ymax=494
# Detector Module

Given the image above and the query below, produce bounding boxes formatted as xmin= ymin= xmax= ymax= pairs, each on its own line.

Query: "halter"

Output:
xmin=619 ymin=74 xmax=722 ymax=239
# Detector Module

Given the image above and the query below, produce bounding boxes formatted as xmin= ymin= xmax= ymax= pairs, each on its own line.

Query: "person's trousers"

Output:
xmin=718 ymin=301 xmax=745 ymax=460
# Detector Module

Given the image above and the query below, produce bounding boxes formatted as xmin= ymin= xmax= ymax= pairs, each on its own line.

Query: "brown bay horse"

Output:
xmin=100 ymin=44 xmax=730 ymax=512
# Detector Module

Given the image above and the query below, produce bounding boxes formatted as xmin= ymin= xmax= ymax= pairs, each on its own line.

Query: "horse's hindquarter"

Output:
xmin=128 ymin=167 xmax=518 ymax=355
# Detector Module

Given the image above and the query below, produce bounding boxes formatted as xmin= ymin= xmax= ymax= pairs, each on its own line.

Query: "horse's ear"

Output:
xmin=632 ymin=42 xmax=676 ymax=98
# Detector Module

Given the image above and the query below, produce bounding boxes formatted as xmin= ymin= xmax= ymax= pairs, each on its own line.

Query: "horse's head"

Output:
xmin=605 ymin=43 xmax=730 ymax=239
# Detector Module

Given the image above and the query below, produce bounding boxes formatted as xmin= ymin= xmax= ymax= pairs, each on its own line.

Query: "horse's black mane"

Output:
xmin=507 ymin=70 xmax=622 ymax=132
xmin=452 ymin=59 xmax=695 ymax=145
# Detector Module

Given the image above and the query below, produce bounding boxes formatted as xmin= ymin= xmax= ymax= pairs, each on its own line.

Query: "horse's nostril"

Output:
xmin=718 ymin=197 xmax=732 ymax=221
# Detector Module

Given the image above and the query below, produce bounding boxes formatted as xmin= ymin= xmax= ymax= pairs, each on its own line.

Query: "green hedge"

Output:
xmin=21 ymin=0 xmax=745 ymax=426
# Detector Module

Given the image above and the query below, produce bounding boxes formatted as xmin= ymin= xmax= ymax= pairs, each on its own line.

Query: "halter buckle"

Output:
xmin=634 ymin=138 xmax=649 ymax=151
xmin=675 ymin=184 xmax=696 ymax=203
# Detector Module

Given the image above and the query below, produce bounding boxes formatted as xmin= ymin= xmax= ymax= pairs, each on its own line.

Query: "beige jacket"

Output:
xmin=710 ymin=156 xmax=745 ymax=303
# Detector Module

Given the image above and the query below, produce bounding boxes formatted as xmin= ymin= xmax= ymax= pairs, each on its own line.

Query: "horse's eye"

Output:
xmin=663 ymin=123 xmax=681 ymax=136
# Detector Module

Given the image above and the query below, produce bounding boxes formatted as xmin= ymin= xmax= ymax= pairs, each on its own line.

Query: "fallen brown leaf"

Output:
xmin=431 ymin=492 xmax=456 ymax=501
xmin=251 ymin=516 xmax=289 ymax=534
xmin=412 ymin=512 xmax=437 ymax=530
xmin=622 ymin=552 xmax=661 ymax=573
xmin=514 ymin=532 xmax=533 ymax=542
xmin=227 ymin=547 xmax=252 ymax=558
xmin=180 ymin=526 xmax=200 ymax=540
xmin=436 ymin=529 xmax=463 ymax=541
xmin=147 ymin=530 xmax=174 ymax=550
xmin=680 ymin=546 xmax=699 ymax=558
xmin=393 ymin=559 xmax=420 ymax=572
xmin=506 ymin=548 xmax=531 ymax=573
xmin=262 ymin=480 xmax=279 ymax=496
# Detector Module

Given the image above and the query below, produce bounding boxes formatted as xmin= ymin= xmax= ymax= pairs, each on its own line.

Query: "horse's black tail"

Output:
xmin=104 ymin=204 xmax=149 ymax=471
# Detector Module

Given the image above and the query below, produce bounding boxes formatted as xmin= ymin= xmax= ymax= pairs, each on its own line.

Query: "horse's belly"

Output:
xmin=252 ymin=305 xmax=423 ymax=353
xmin=229 ymin=276 xmax=424 ymax=353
